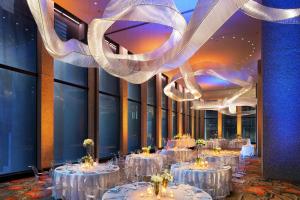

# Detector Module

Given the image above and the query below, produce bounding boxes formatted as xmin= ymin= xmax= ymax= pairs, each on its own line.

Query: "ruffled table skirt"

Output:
xmin=171 ymin=163 xmax=232 ymax=199
xmin=160 ymin=148 xmax=194 ymax=164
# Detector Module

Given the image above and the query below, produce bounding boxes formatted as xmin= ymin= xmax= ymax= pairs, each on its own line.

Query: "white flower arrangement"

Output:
xmin=83 ymin=138 xmax=94 ymax=147
xmin=151 ymin=175 xmax=163 ymax=183
xmin=196 ymin=139 xmax=206 ymax=146
xmin=161 ymin=170 xmax=173 ymax=182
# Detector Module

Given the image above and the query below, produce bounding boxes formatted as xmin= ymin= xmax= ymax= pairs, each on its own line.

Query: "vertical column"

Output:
xmin=88 ymin=68 xmax=99 ymax=157
xmin=120 ymin=79 xmax=128 ymax=154
xmin=257 ymin=60 xmax=263 ymax=157
xmin=262 ymin=0 xmax=300 ymax=182
xmin=37 ymin=35 xmax=54 ymax=169
xmin=236 ymin=106 xmax=242 ymax=138
xmin=156 ymin=74 xmax=162 ymax=148
xmin=141 ymin=83 xmax=148 ymax=147
xmin=217 ymin=112 xmax=223 ymax=139
xmin=199 ymin=111 xmax=205 ymax=139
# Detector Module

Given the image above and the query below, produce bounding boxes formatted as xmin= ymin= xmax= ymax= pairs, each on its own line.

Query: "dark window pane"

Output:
xmin=0 ymin=68 xmax=36 ymax=174
xmin=223 ymin=115 xmax=237 ymax=139
xmin=54 ymin=83 xmax=88 ymax=163
xmin=54 ymin=60 xmax=88 ymax=87
xmin=147 ymin=106 xmax=156 ymax=146
xmin=162 ymin=109 xmax=168 ymax=142
xmin=205 ymin=111 xmax=218 ymax=139
xmin=161 ymin=76 xmax=167 ymax=108
xmin=99 ymin=94 xmax=120 ymax=158
xmin=99 ymin=68 xmax=119 ymax=95
xmin=242 ymin=115 xmax=256 ymax=143
xmin=172 ymin=100 xmax=177 ymax=111
xmin=0 ymin=1 xmax=37 ymax=72
xmin=172 ymin=112 xmax=177 ymax=137
xmin=128 ymin=83 xmax=141 ymax=101
xmin=128 ymin=101 xmax=141 ymax=152
xmin=147 ymin=77 xmax=156 ymax=105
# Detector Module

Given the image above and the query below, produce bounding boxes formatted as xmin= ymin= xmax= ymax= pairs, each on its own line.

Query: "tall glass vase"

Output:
xmin=197 ymin=145 xmax=202 ymax=159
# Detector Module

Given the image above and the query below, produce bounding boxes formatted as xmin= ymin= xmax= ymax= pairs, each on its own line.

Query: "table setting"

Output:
xmin=102 ymin=182 xmax=212 ymax=200
xmin=228 ymin=138 xmax=250 ymax=149
xmin=167 ymin=134 xmax=196 ymax=149
xmin=125 ymin=151 xmax=164 ymax=178
xmin=170 ymin=161 xmax=232 ymax=199
xmin=52 ymin=162 xmax=120 ymax=200
xmin=159 ymin=148 xmax=193 ymax=164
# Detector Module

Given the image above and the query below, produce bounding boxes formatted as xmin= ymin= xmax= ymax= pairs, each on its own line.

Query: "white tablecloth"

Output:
xmin=125 ymin=154 xmax=164 ymax=177
xmin=204 ymin=139 xmax=229 ymax=149
xmin=171 ymin=162 xmax=232 ymax=199
xmin=241 ymin=145 xmax=255 ymax=157
xmin=52 ymin=163 xmax=120 ymax=200
xmin=160 ymin=148 xmax=193 ymax=164
xmin=228 ymin=139 xmax=250 ymax=149
xmin=167 ymin=138 xmax=196 ymax=148
xmin=102 ymin=182 xmax=212 ymax=200
xmin=203 ymin=150 xmax=240 ymax=172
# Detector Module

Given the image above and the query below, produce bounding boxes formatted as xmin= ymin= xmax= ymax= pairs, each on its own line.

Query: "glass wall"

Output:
xmin=128 ymin=83 xmax=141 ymax=152
xmin=204 ymin=111 xmax=218 ymax=139
xmin=147 ymin=77 xmax=156 ymax=146
xmin=0 ymin=0 xmax=37 ymax=174
xmin=222 ymin=115 xmax=237 ymax=139
xmin=161 ymin=75 xmax=168 ymax=143
xmin=242 ymin=107 xmax=257 ymax=143
xmin=99 ymin=63 xmax=120 ymax=158
xmin=53 ymin=10 xmax=88 ymax=164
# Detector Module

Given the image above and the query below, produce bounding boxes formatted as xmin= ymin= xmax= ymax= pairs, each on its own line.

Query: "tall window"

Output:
xmin=222 ymin=114 xmax=237 ymax=139
xmin=204 ymin=111 xmax=218 ymax=139
xmin=242 ymin=107 xmax=256 ymax=143
xmin=161 ymin=75 xmax=168 ymax=143
xmin=186 ymin=102 xmax=191 ymax=134
xmin=147 ymin=77 xmax=156 ymax=146
xmin=0 ymin=0 xmax=37 ymax=174
xmin=178 ymin=85 xmax=184 ymax=133
xmin=128 ymin=83 xmax=141 ymax=152
xmin=99 ymin=41 xmax=120 ymax=158
xmin=53 ymin=9 xmax=88 ymax=164
xmin=172 ymin=99 xmax=177 ymax=137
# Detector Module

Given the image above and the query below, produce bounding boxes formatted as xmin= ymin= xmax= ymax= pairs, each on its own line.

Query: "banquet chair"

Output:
xmin=28 ymin=165 xmax=49 ymax=181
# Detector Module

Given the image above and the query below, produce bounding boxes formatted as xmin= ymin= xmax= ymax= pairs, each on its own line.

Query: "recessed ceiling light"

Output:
xmin=93 ymin=1 xmax=98 ymax=5
xmin=248 ymin=40 xmax=250 ymax=43
xmin=249 ymin=54 xmax=252 ymax=57
xmin=2 ymin=16 xmax=5 ymax=19
xmin=241 ymin=37 xmax=244 ymax=40
xmin=232 ymin=36 xmax=236 ymax=39
xmin=222 ymin=36 xmax=225 ymax=39
xmin=16 ymin=22 xmax=19 ymax=25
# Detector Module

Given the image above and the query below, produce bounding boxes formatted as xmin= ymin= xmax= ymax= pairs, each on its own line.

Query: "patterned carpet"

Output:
xmin=0 ymin=158 xmax=299 ymax=200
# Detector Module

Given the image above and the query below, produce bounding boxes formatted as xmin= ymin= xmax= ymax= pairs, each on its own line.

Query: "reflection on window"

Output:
xmin=223 ymin=115 xmax=237 ymax=139
xmin=204 ymin=111 xmax=218 ymax=139
xmin=161 ymin=75 xmax=167 ymax=109
xmin=0 ymin=69 xmax=36 ymax=174
xmin=147 ymin=106 xmax=156 ymax=146
xmin=172 ymin=112 xmax=177 ymax=137
xmin=128 ymin=101 xmax=141 ymax=152
xmin=162 ymin=109 xmax=168 ymax=143
xmin=0 ymin=2 xmax=37 ymax=72
xmin=54 ymin=83 xmax=88 ymax=163
xmin=99 ymin=94 xmax=120 ymax=158
xmin=242 ymin=107 xmax=256 ymax=143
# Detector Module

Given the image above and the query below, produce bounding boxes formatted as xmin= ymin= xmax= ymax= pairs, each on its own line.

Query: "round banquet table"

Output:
xmin=202 ymin=150 xmax=240 ymax=172
xmin=167 ymin=138 xmax=196 ymax=148
xmin=241 ymin=145 xmax=255 ymax=157
xmin=52 ymin=163 xmax=120 ymax=200
xmin=228 ymin=139 xmax=250 ymax=149
xmin=102 ymin=182 xmax=212 ymax=200
xmin=160 ymin=148 xmax=193 ymax=164
xmin=204 ymin=139 xmax=229 ymax=149
xmin=170 ymin=162 xmax=232 ymax=199
xmin=125 ymin=153 xmax=164 ymax=177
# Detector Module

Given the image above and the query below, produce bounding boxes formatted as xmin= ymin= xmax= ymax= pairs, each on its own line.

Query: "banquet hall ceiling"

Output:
xmin=54 ymin=0 xmax=261 ymax=92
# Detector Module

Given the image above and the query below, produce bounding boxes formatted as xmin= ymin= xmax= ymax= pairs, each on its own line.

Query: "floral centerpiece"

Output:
xmin=142 ymin=146 xmax=151 ymax=154
xmin=196 ymin=139 xmax=206 ymax=159
xmin=237 ymin=135 xmax=242 ymax=140
xmin=194 ymin=157 xmax=208 ymax=168
xmin=161 ymin=170 xmax=173 ymax=188
xmin=174 ymin=134 xmax=182 ymax=140
xmin=213 ymin=146 xmax=222 ymax=154
xmin=151 ymin=175 xmax=163 ymax=196
xmin=81 ymin=138 xmax=94 ymax=168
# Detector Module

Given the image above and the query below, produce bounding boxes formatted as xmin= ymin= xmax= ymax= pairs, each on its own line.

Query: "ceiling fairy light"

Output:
xmin=26 ymin=0 xmax=300 ymax=85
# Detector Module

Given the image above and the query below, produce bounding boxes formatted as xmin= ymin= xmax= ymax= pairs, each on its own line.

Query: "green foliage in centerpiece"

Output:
xmin=142 ymin=146 xmax=151 ymax=154
xmin=81 ymin=138 xmax=94 ymax=167
xmin=196 ymin=139 xmax=206 ymax=146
